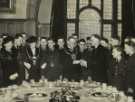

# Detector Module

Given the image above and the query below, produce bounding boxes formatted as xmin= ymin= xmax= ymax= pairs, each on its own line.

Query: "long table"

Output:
xmin=0 ymin=81 xmax=133 ymax=102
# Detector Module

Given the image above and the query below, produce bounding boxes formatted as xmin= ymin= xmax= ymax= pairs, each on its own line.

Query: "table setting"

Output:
xmin=0 ymin=78 xmax=134 ymax=102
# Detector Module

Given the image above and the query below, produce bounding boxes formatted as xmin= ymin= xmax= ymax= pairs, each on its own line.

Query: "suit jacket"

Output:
xmin=90 ymin=45 xmax=109 ymax=83
xmin=125 ymin=54 xmax=135 ymax=92
xmin=12 ymin=46 xmax=26 ymax=84
xmin=42 ymin=48 xmax=62 ymax=81
xmin=108 ymin=55 xmax=126 ymax=91
xmin=76 ymin=49 xmax=93 ymax=80
xmin=39 ymin=48 xmax=48 ymax=65
xmin=63 ymin=47 xmax=82 ymax=81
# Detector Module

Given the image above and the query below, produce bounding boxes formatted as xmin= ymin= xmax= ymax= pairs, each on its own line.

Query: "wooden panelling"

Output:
xmin=0 ymin=20 xmax=36 ymax=36
xmin=0 ymin=0 xmax=41 ymax=36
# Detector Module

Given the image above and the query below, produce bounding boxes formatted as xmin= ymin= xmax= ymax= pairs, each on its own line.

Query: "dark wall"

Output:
xmin=123 ymin=0 xmax=135 ymax=38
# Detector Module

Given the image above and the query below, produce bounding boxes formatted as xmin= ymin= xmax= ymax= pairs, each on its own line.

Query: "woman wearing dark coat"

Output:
xmin=0 ymin=36 xmax=19 ymax=86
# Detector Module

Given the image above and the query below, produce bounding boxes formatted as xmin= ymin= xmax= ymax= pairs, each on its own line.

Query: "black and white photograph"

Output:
xmin=0 ymin=0 xmax=134 ymax=102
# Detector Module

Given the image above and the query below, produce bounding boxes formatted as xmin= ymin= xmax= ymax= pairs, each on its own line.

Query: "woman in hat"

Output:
xmin=0 ymin=36 xmax=19 ymax=86
xmin=22 ymin=36 xmax=41 ymax=82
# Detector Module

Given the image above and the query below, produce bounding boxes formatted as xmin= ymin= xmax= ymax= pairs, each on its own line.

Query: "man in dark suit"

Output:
xmin=124 ymin=40 xmax=135 ymax=97
xmin=39 ymin=37 xmax=48 ymax=78
xmin=90 ymin=34 xmax=109 ymax=83
xmin=63 ymin=36 xmax=82 ymax=81
xmin=56 ymin=37 xmax=66 ymax=78
xmin=42 ymin=38 xmax=62 ymax=81
xmin=77 ymin=39 xmax=90 ymax=80
xmin=12 ymin=34 xmax=25 ymax=84
xmin=108 ymin=46 xmax=126 ymax=91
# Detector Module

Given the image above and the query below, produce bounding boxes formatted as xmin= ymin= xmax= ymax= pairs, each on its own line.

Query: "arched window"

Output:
xmin=79 ymin=9 xmax=101 ymax=38
xmin=66 ymin=0 xmax=122 ymax=40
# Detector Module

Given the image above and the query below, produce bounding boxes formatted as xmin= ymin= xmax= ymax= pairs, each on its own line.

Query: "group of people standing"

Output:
xmin=0 ymin=33 xmax=135 ymax=97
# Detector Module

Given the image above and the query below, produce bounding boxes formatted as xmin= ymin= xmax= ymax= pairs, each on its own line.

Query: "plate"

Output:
xmin=25 ymin=93 xmax=47 ymax=97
